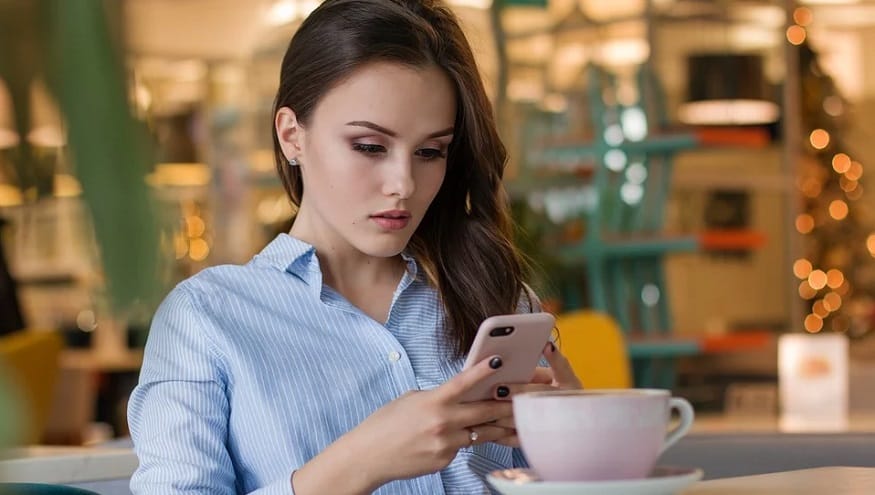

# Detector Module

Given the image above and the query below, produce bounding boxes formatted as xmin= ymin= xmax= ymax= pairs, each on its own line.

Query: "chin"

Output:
xmin=356 ymin=233 xmax=412 ymax=258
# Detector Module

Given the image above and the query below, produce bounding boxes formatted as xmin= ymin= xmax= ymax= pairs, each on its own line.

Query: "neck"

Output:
xmin=289 ymin=211 xmax=405 ymax=295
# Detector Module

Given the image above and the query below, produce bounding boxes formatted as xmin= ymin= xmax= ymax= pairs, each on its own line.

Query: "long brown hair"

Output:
xmin=272 ymin=0 xmax=529 ymax=357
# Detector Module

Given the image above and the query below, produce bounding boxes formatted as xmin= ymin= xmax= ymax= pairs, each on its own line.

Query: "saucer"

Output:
xmin=486 ymin=466 xmax=703 ymax=495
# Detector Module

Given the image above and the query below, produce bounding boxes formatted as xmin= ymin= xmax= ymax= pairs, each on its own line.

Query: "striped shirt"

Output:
xmin=128 ymin=233 xmax=532 ymax=494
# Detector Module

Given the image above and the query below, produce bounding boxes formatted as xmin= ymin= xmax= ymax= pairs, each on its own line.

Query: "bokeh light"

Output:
xmin=826 ymin=269 xmax=845 ymax=289
xmin=832 ymin=153 xmax=851 ymax=174
xmin=787 ymin=25 xmax=806 ymax=45
xmin=823 ymin=292 xmax=842 ymax=312
xmin=795 ymin=214 xmax=815 ymax=234
xmin=808 ymin=270 xmax=828 ymax=290
xmin=809 ymin=129 xmax=830 ymax=149
xmin=793 ymin=7 xmax=813 ymax=27
xmin=829 ymin=200 xmax=849 ymax=220
xmin=799 ymin=281 xmax=817 ymax=300
xmin=804 ymin=314 xmax=823 ymax=333
xmin=793 ymin=259 xmax=813 ymax=279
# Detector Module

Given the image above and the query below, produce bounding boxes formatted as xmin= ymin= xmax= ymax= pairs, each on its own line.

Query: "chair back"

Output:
xmin=555 ymin=310 xmax=633 ymax=388
xmin=0 ymin=331 xmax=63 ymax=444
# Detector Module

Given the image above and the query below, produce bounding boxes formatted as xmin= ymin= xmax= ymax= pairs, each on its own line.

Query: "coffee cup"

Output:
xmin=513 ymin=389 xmax=694 ymax=481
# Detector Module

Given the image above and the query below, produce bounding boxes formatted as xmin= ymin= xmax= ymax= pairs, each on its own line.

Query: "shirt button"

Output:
xmin=388 ymin=351 xmax=402 ymax=362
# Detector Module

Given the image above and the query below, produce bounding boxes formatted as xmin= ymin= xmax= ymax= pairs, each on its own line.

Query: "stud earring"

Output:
xmin=288 ymin=157 xmax=299 ymax=167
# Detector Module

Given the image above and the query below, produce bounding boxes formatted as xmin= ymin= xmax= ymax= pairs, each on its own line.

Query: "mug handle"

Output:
xmin=660 ymin=397 xmax=695 ymax=454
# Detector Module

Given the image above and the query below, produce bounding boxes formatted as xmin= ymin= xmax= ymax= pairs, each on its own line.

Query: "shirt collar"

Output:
xmin=254 ymin=233 xmax=420 ymax=286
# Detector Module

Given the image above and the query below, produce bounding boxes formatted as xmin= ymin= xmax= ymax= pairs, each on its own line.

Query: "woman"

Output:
xmin=128 ymin=1 xmax=580 ymax=493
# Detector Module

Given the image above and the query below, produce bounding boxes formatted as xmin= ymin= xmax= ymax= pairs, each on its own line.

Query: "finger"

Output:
xmin=451 ymin=400 xmax=513 ymax=429
xmin=489 ymin=417 xmax=516 ymax=430
xmin=493 ymin=383 xmax=555 ymax=401
xmin=543 ymin=343 xmax=583 ymax=389
xmin=529 ymin=367 xmax=554 ymax=385
xmin=437 ymin=355 xmax=503 ymax=401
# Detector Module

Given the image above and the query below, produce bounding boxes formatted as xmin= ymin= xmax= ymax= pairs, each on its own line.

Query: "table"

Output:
xmin=692 ymin=412 xmax=875 ymax=435
xmin=687 ymin=467 xmax=875 ymax=494
xmin=0 ymin=445 xmax=137 ymax=483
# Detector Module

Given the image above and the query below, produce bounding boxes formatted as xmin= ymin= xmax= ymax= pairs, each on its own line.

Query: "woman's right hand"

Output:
xmin=348 ymin=355 xmax=513 ymax=489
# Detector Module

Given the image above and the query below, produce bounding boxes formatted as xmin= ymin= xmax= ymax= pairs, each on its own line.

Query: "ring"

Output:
xmin=468 ymin=428 xmax=479 ymax=445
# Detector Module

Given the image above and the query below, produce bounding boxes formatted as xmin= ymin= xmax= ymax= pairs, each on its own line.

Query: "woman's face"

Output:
xmin=276 ymin=61 xmax=456 ymax=259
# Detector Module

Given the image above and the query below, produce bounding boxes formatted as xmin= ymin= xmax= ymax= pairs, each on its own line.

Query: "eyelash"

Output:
xmin=352 ymin=143 xmax=447 ymax=160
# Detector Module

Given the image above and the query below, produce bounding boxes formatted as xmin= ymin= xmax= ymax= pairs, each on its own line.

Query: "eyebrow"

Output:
xmin=346 ymin=120 xmax=454 ymax=139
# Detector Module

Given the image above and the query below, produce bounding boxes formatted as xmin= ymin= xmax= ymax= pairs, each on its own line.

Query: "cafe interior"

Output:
xmin=1 ymin=0 xmax=875 ymax=493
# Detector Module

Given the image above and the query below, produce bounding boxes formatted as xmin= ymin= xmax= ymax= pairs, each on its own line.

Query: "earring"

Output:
xmin=288 ymin=157 xmax=299 ymax=167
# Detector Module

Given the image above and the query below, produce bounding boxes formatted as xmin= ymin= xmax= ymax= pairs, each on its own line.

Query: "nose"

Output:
xmin=382 ymin=156 xmax=416 ymax=199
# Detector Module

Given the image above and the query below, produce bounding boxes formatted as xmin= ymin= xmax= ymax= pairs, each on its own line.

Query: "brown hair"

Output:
xmin=272 ymin=0 xmax=530 ymax=357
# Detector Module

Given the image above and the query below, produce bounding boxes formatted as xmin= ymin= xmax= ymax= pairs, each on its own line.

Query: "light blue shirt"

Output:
xmin=128 ymin=234 xmax=533 ymax=494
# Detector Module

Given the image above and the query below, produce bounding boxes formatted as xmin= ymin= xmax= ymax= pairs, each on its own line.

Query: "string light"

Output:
xmin=846 ymin=161 xmax=863 ymax=181
xmin=829 ymin=200 xmax=849 ymax=220
xmin=808 ymin=270 xmax=828 ymax=290
xmin=824 ymin=292 xmax=842 ymax=312
xmin=793 ymin=259 xmax=813 ymax=279
xmin=826 ymin=269 xmax=845 ymax=289
xmin=812 ymin=300 xmax=829 ymax=318
xmin=190 ymin=238 xmax=210 ymax=261
xmin=810 ymin=129 xmax=830 ymax=149
xmin=799 ymin=281 xmax=817 ymax=300
xmin=801 ymin=178 xmax=822 ymax=198
xmin=804 ymin=314 xmax=823 ymax=333
xmin=868 ymin=233 xmax=875 ymax=257
xmin=832 ymin=153 xmax=851 ymax=173
xmin=796 ymin=214 xmax=815 ymax=234
xmin=793 ymin=7 xmax=813 ymax=27
xmin=847 ymin=185 xmax=864 ymax=201
xmin=787 ymin=25 xmax=806 ymax=45
xmin=839 ymin=176 xmax=858 ymax=192
xmin=824 ymin=96 xmax=843 ymax=117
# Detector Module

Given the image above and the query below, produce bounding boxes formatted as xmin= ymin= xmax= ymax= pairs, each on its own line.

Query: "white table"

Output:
xmin=0 ymin=445 xmax=137 ymax=483
xmin=688 ymin=467 xmax=875 ymax=494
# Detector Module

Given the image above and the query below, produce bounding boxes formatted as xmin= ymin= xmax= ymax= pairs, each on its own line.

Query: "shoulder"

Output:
xmin=151 ymin=263 xmax=273 ymax=330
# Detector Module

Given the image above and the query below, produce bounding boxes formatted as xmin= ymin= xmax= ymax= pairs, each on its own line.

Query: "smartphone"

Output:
xmin=458 ymin=312 xmax=555 ymax=403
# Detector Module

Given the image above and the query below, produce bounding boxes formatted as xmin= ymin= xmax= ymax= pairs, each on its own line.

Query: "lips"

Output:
xmin=370 ymin=210 xmax=411 ymax=231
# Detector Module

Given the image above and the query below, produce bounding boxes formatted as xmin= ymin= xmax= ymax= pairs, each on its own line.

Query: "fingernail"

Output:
xmin=496 ymin=386 xmax=510 ymax=398
xmin=489 ymin=356 xmax=503 ymax=369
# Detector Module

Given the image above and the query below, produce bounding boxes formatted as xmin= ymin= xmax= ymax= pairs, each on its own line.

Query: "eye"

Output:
xmin=352 ymin=143 xmax=386 ymax=155
xmin=416 ymin=148 xmax=447 ymax=160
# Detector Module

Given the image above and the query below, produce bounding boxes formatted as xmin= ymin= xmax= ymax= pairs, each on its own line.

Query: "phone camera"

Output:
xmin=489 ymin=326 xmax=515 ymax=337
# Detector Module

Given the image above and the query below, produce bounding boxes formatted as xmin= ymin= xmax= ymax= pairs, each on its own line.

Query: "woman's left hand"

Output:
xmin=484 ymin=342 xmax=583 ymax=447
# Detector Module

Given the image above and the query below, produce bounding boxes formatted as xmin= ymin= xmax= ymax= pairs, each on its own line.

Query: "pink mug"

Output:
xmin=513 ymin=389 xmax=695 ymax=481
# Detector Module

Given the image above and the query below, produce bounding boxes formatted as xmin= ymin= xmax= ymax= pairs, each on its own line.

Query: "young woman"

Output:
xmin=128 ymin=1 xmax=581 ymax=493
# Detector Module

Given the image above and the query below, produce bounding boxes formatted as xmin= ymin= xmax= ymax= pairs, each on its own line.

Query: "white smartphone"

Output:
xmin=458 ymin=312 xmax=555 ymax=403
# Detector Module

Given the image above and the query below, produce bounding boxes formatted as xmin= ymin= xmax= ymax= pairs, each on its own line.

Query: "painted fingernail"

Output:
xmin=496 ymin=386 xmax=510 ymax=398
xmin=489 ymin=357 xmax=503 ymax=369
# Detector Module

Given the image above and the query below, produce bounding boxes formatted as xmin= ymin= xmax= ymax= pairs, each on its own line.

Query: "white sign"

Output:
xmin=779 ymin=333 xmax=849 ymax=432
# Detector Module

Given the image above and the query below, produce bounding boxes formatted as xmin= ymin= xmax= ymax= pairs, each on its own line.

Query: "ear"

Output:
xmin=275 ymin=107 xmax=304 ymax=161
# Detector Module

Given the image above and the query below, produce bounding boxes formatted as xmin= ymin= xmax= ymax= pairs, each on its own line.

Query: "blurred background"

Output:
xmin=2 ymin=0 xmax=875 ymax=450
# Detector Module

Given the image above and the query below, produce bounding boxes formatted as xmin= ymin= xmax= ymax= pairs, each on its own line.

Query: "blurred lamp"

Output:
xmin=678 ymin=53 xmax=779 ymax=126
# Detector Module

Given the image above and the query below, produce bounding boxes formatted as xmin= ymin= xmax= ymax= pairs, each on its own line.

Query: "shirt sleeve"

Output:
xmin=127 ymin=285 xmax=295 ymax=495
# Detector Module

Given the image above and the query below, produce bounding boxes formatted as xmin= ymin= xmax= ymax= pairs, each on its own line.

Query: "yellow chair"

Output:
xmin=555 ymin=310 xmax=633 ymax=389
xmin=0 ymin=330 xmax=63 ymax=444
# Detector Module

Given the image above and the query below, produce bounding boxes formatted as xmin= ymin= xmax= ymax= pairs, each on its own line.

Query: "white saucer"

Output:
xmin=486 ymin=466 xmax=703 ymax=495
